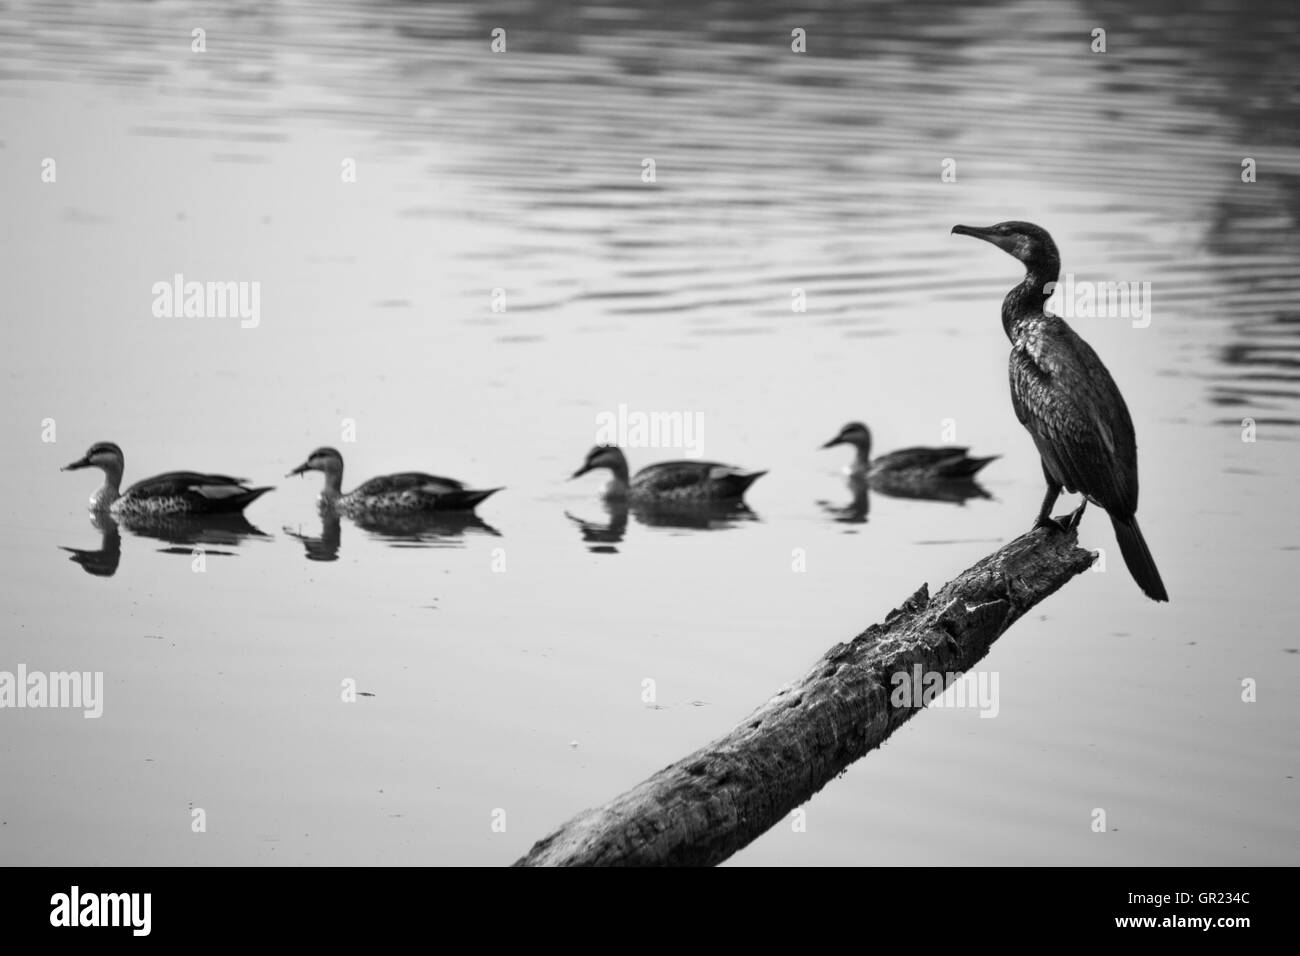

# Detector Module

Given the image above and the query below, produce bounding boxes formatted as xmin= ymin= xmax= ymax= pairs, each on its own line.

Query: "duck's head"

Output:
xmin=287 ymin=446 xmax=344 ymax=478
xmin=571 ymin=444 xmax=627 ymax=479
xmin=821 ymin=422 xmax=871 ymax=451
xmin=951 ymin=221 xmax=1060 ymax=273
xmin=62 ymin=441 xmax=124 ymax=475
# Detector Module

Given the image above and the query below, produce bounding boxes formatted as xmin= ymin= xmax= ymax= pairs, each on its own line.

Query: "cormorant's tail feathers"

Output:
xmin=1111 ymin=514 xmax=1168 ymax=602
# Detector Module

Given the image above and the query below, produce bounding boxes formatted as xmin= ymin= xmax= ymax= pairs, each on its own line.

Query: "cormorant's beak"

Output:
xmin=821 ymin=435 xmax=846 ymax=450
xmin=570 ymin=464 xmax=592 ymax=480
xmin=952 ymin=224 xmax=1016 ymax=254
xmin=61 ymin=456 xmax=90 ymax=471
xmin=286 ymin=462 xmax=310 ymax=478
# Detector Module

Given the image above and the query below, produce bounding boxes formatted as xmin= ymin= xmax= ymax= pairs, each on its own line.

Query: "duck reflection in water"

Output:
xmin=283 ymin=511 xmax=342 ymax=562
xmin=820 ymin=472 xmax=996 ymax=521
xmin=818 ymin=473 xmax=872 ymax=524
xmin=356 ymin=509 xmax=500 ymax=547
xmin=59 ymin=512 xmax=270 ymax=577
xmin=284 ymin=509 xmax=500 ymax=561
xmin=818 ymin=467 xmax=995 ymax=524
xmin=565 ymin=504 xmax=629 ymax=552
xmin=59 ymin=513 xmax=122 ymax=577
xmin=566 ymin=498 xmax=758 ymax=552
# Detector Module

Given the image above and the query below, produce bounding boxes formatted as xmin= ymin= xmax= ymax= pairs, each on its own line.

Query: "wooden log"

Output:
xmin=514 ymin=524 xmax=1095 ymax=867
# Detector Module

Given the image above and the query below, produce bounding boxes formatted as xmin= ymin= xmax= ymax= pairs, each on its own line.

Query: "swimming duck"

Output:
xmin=61 ymin=442 xmax=274 ymax=516
xmin=821 ymin=422 xmax=998 ymax=481
xmin=570 ymin=445 xmax=766 ymax=503
xmin=286 ymin=446 xmax=502 ymax=514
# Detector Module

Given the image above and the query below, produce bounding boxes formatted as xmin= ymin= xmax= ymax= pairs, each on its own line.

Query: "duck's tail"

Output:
xmin=1111 ymin=513 xmax=1168 ymax=602
xmin=939 ymin=454 xmax=999 ymax=478
xmin=728 ymin=470 xmax=767 ymax=498
xmin=228 ymin=486 xmax=275 ymax=513
xmin=436 ymin=487 xmax=503 ymax=511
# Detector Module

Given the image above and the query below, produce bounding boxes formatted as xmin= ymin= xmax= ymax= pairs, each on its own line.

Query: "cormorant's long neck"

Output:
xmin=1002 ymin=255 xmax=1060 ymax=341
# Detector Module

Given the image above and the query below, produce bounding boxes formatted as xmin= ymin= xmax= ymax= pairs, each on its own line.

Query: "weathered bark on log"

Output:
xmin=514 ymin=525 xmax=1095 ymax=867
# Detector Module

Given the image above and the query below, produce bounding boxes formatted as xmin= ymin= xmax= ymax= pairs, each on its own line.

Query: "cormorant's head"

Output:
xmin=287 ymin=446 xmax=343 ymax=478
xmin=951 ymin=221 xmax=1060 ymax=272
xmin=571 ymin=444 xmax=627 ymax=479
xmin=821 ymin=422 xmax=872 ymax=451
xmin=62 ymin=441 xmax=124 ymax=475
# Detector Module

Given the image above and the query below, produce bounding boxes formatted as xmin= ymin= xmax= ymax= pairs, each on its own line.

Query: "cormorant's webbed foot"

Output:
xmin=1034 ymin=514 xmax=1068 ymax=533
xmin=1066 ymin=500 xmax=1088 ymax=532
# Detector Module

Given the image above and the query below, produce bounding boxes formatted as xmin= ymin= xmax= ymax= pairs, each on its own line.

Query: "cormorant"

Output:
xmin=951 ymin=221 xmax=1168 ymax=602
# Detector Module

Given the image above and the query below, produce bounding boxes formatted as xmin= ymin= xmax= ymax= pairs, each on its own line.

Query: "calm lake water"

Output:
xmin=1 ymin=0 xmax=1297 ymax=866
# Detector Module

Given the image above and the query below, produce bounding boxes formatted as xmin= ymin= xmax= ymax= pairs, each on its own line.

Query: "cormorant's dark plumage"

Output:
xmin=952 ymin=221 xmax=1167 ymax=602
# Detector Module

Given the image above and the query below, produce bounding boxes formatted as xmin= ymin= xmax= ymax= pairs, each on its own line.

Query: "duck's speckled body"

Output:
xmin=287 ymin=447 xmax=501 ymax=515
xmin=62 ymin=442 xmax=273 ymax=516
xmin=822 ymin=422 xmax=998 ymax=483
xmin=571 ymin=445 xmax=766 ymax=503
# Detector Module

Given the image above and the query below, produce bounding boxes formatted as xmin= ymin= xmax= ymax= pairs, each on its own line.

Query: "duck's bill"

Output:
xmin=286 ymin=463 xmax=310 ymax=477
xmin=820 ymin=436 xmax=845 ymax=449
xmin=570 ymin=464 xmax=592 ymax=479
xmin=61 ymin=456 xmax=90 ymax=471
